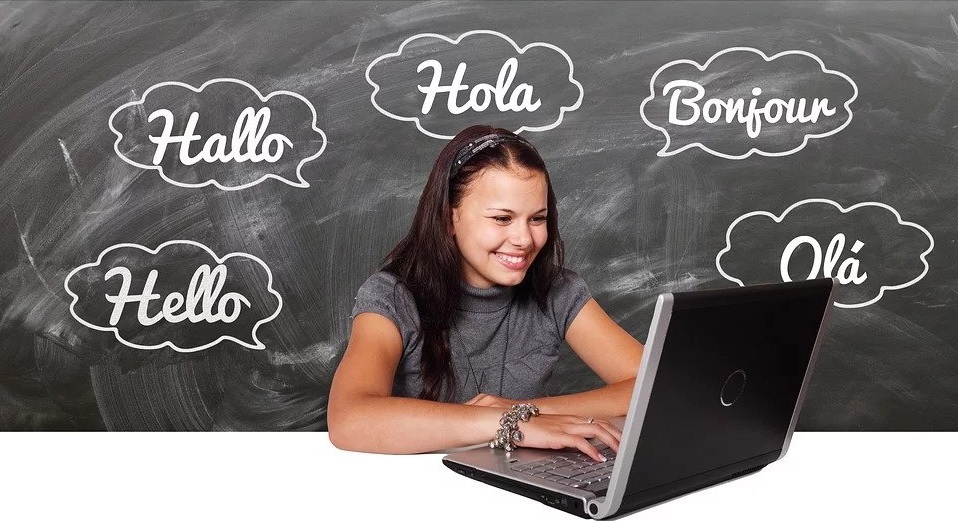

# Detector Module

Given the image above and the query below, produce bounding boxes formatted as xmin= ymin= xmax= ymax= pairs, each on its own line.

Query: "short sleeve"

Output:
xmin=550 ymin=269 xmax=592 ymax=336
xmin=351 ymin=271 xmax=403 ymax=331
xmin=350 ymin=271 xmax=420 ymax=350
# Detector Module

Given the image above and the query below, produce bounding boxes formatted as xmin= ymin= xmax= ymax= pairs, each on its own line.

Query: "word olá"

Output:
xmin=780 ymin=233 xmax=867 ymax=285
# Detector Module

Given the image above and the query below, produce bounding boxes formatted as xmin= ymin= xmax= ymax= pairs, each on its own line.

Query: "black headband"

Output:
xmin=449 ymin=133 xmax=533 ymax=178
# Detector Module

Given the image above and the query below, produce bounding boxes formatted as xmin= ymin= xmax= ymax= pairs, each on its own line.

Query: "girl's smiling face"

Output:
xmin=452 ymin=163 xmax=548 ymax=288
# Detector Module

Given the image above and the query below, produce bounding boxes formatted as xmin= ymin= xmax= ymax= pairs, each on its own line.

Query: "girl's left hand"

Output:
xmin=464 ymin=393 xmax=518 ymax=408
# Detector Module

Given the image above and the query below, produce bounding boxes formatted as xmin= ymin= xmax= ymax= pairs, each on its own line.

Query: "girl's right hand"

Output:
xmin=516 ymin=414 xmax=622 ymax=462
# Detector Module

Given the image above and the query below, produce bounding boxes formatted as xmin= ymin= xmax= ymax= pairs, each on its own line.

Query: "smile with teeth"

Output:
xmin=495 ymin=252 xmax=528 ymax=269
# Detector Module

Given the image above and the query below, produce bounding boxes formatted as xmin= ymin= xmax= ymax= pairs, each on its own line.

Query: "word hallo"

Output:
xmin=104 ymin=264 xmax=251 ymax=326
xmin=663 ymin=80 xmax=837 ymax=138
xmin=417 ymin=57 xmax=542 ymax=115
xmin=148 ymin=107 xmax=293 ymax=165
xmin=780 ymin=233 xmax=868 ymax=285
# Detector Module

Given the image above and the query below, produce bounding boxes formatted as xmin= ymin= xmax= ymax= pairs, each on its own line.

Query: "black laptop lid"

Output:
xmin=623 ymin=278 xmax=833 ymax=496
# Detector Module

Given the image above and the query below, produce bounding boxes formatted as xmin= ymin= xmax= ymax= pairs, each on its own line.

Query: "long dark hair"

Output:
xmin=382 ymin=125 xmax=565 ymax=402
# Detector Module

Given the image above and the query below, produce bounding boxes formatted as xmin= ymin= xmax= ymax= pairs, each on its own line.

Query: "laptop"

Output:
xmin=443 ymin=278 xmax=836 ymax=518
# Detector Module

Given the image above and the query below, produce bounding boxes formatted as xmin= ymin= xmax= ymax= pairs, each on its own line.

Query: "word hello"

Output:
xmin=417 ymin=57 xmax=542 ymax=115
xmin=780 ymin=233 xmax=868 ymax=285
xmin=148 ymin=107 xmax=293 ymax=165
xmin=663 ymin=81 xmax=837 ymax=138
xmin=104 ymin=264 xmax=251 ymax=326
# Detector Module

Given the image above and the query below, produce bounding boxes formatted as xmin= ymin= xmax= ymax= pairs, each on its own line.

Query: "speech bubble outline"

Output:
xmin=715 ymin=198 xmax=934 ymax=308
xmin=63 ymin=239 xmax=283 ymax=352
xmin=365 ymin=29 xmax=584 ymax=140
xmin=108 ymin=77 xmax=328 ymax=190
xmin=639 ymin=47 xmax=859 ymax=159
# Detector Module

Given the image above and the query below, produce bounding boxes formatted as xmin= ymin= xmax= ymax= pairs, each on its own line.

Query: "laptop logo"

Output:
xmin=720 ymin=369 xmax=747 ymax=407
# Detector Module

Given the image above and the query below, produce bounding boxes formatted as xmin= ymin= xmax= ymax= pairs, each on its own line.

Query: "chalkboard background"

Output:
xmin=1 ymin=1 xmax=956 ymax=431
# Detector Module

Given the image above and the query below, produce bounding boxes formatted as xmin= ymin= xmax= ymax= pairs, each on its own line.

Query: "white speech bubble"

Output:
xmin=108 ymin=78 xmax=327 ymax=190
xmin=64 ymin=240 xmax=283 ymax=352
xmin=640 ymin=47 xmax=859 ymax=159
xmin=365 ymin=29 xmax=584 ymax=139
xmin=716 ymin=198 xmax=934 ymax=308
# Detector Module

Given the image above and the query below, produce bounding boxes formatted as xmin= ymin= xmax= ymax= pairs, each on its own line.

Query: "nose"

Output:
xmin=510 ymin=221 xmax=533 ymax=249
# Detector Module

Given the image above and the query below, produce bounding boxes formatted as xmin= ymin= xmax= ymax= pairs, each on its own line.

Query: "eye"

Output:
xmin=531 ymin=215 xmax=547 ymax=224
xmin=492 ymin=216 xmax=512 ymax=224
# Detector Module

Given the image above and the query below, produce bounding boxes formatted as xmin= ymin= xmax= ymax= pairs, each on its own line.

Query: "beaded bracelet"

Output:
xmin=489 ymin=403 xmax=540 ymax=451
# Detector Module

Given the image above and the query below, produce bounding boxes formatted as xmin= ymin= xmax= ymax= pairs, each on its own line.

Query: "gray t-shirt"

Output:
xmin=350 ymin=269 xmax=592 ymax=403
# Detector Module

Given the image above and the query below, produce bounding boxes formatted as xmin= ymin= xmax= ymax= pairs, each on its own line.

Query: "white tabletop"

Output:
xmin=2 ymin=432 xmax=955 ymax=520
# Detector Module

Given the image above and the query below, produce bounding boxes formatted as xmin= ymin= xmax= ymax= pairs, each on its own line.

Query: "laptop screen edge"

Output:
xmin=779 ymin=277 xmax=837 ymax=460
xmin=588 ymin=292 xmax=674 ymax=519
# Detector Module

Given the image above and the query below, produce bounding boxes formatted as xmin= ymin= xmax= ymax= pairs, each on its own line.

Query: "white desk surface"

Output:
xmin=2 ymin=432 xmax=955 ymax=520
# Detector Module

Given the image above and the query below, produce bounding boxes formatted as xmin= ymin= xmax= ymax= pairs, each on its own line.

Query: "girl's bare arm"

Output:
xmin=328 ymin=312 xmax=621 ymax=460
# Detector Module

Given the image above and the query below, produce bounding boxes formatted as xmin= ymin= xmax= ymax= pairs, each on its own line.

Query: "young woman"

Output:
xmin=328 ymin=125 xmax=643 ymax=461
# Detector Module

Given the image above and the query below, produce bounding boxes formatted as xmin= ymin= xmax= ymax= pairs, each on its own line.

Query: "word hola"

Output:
xmin=104 ymin=264 xmax=251 ymax=326
xmin=148 ymin=107 xmax=293 ymax=165
xmin=663 ymin=81 xmax=836 ymax=138
xmin=417 ymin=57 xmax=542 ymax=115
xmin=780 ymin=233 xmax=868 ymax=285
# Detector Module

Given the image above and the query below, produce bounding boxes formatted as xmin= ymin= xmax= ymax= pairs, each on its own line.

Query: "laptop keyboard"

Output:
xmin=509 ymin=445 xmax=616 ymax=493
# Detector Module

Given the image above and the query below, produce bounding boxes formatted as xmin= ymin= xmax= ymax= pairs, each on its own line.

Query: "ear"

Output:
xmin=449 ymin=207 xmax=460 ymax=236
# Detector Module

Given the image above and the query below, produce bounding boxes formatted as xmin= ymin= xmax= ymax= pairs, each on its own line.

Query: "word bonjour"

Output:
xmin=780 ymin=233 xmax=867 ymax=285
xmin=148 ymin=107 xmax=293 ymax=165
xmin=104 ymin=264 xmax=251 ymax=326
xmin=417 ymin=57 xmax=541 ymax=115
xmin=663 ymin=81 xmax=836 ymax=138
